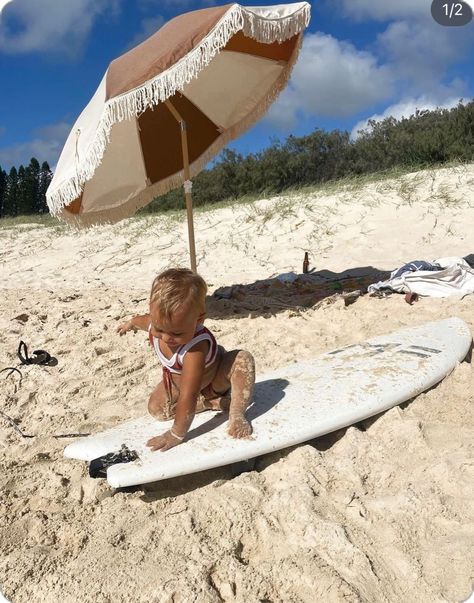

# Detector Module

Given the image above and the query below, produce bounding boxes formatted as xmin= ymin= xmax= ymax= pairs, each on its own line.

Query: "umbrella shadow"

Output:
xmin=184 ymin=377 xmax=289 ymax=442
xmin=206 ymin=265 xmax=391 ymax=320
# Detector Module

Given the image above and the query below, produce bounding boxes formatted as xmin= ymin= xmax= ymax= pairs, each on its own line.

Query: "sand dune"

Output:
xmin=0 ymin=164 xmax=473 ymax=602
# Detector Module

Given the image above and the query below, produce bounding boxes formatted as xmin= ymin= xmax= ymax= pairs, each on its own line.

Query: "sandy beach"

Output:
xmin=0 ymin=163 xmax=473 ymax=602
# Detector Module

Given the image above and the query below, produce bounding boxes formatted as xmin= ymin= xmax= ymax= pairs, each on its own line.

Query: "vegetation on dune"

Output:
xmin=0 ymin=100 xmax=473 ymax=221
xmin=142 ymin=99 xmax=474 ymax=212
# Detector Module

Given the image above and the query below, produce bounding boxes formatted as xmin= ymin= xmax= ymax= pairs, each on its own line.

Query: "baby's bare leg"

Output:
xmin=197 ymin=382 xmax=231 ymax=412
xmin=148 ymin=379 xmax=179 ymax=420
xmin=213 ymin=350 xmax=255 ymax=438
xmin=150 ymin=375 xmax=221 ymax=419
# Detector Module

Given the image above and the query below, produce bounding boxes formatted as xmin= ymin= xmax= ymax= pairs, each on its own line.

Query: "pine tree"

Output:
xmin=4 ymin=167 xmax=19 ymax=216
xmin=17 ymin=165 xmax=28 ymax=215
xmin=0 ymin=167 xmax=7 ymax=218
xmin=23 ymin=157 xmax=40 ymax=214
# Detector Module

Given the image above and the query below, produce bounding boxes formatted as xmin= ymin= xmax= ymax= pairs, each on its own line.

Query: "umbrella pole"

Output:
xmin=165 ymin=100 xmax=197 ymax=274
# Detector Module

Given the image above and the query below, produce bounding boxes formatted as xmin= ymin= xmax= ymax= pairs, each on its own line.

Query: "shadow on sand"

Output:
xmin=205 ymin=253 xmax=474 ymax=320
xmin=206 ymin=265 xmax=391 ymax=320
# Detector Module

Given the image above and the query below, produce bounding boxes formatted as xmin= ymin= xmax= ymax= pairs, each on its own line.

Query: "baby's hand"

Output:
xmin=146 ymin=430 xmax=184 ymax=452
xmin=116 ymin=320 xmax=136 ymax=336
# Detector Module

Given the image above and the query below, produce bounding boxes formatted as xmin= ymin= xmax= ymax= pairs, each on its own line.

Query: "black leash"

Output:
xmin=17 ymin=340 xmax=56 ymax=366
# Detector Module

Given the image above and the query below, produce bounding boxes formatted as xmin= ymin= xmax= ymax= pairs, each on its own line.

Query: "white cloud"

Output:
xmin=266 ymin=2 xmax=473 ymax=137
xmin=350 ymin=96 xmax=462 ymax=139
xmin=264 ymin=90 xmax=301 ymax=131
xmin=337 ymin=0 xmax=428 ymax=21
xmin=336 ymin=0 xmax=473 ymax=99
xmin=0 ymin=0 xmax=121 ymax=57
xmin=337 ymin=0 xmax=474 ymax=26
xmin=265 ymin=32 xmax=394 ymax=129
xmin=0 ymin=121 xmax=71 ymax=169
xmin=377 ymin=19 xmax=472 ymax=94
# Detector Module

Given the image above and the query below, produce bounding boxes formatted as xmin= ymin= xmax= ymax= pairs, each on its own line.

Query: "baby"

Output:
xmin=117 ymin=268 xmax=255 ymax=452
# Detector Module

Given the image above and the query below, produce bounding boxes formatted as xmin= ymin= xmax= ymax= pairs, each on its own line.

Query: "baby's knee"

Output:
xmin=148 ymin=391 xmax=174 ymax=421
xmin=234 ymin=350 xmax=255 ymax=375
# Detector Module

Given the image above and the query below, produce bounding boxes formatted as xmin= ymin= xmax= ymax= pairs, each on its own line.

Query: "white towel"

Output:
xmin=368 ymin=257 xmax=474 ymax=298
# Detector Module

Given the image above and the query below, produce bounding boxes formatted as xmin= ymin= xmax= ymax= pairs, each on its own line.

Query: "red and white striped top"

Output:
xmin=148 ymin=324 xmax=218 ymax=374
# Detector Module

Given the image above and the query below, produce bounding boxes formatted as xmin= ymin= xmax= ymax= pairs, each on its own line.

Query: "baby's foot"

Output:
xmin=196 ymin=393 xmax=231 ymax=413
xmin=228 ymin=416 xmax=252 ymax=439
xmin=214 ymin=393 xmax=231 ymax=412
xmin=195 ymin=395 xmax=213 ymax=413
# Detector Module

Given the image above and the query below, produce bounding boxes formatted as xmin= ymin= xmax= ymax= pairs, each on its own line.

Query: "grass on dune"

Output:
xmin=0 ymin=160 xmax=472 ymax=230
xmin=0 ymin=213 xmax=63 ymax=231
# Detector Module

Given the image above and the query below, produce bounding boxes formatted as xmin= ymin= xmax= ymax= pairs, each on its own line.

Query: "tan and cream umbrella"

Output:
xmin=46 ymin=2 xmax=311 ymax=272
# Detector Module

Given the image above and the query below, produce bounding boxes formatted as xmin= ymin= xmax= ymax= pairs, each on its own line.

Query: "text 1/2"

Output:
xmin=443 ymin=2 xmax=463 ymax=18
xmin=431 ymin=0 xmax=472 ymax=25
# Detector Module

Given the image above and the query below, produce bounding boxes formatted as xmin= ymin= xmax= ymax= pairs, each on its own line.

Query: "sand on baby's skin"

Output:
xmin=0 ymin=164 xmax=473 ymax=603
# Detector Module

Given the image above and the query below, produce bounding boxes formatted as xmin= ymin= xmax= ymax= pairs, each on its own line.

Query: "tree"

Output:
xmin=23 ymin=157 xmax=41 ymax=214
xmin=0 ymin=167 xmax=7 ymax=218
xmin=16 ymin=165 xmax=28 ymax=215
xmin=4 ymin=167 xmax=19 ymax=217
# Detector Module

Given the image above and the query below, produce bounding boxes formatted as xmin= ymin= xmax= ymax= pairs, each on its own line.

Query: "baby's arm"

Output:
xmin=146 ymin=341 xmax=207 ymax=451
xmin=117 ymin=313 xmax=150 ymax=335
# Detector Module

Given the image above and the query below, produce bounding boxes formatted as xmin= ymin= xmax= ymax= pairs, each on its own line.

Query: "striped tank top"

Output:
xmin=148 ymin=324 xmax=218 ymax=374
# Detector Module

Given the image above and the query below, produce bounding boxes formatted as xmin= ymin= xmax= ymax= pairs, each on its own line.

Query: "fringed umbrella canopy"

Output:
xmin=46 ymin=2 xmax=310 ymax=267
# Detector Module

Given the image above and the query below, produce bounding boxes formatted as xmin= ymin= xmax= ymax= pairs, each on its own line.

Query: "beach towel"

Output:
xmin=368 ymin=257 xmax=474 ymax=298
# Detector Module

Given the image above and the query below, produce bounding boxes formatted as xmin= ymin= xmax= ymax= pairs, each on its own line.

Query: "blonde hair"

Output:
xmin=150 ymin=268 xmax=207 ymax=320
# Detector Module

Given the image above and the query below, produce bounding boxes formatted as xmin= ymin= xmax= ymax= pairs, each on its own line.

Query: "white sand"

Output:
xmin=0 ymin=164 xmax=473 ymax=602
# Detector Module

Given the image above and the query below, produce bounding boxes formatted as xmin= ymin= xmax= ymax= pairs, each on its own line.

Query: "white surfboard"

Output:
xmin=65 ymin=317 xmax=471 ymax=488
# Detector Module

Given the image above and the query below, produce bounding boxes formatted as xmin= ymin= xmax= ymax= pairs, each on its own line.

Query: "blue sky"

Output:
xmin=0 ymin=0 xmax=473 ymax=171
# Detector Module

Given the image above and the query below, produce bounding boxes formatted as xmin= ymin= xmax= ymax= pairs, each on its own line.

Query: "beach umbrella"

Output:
xmin=46 ymin=2 xmax=311 ymax=272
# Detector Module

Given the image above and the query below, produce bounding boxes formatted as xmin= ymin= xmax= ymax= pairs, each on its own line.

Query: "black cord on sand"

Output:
xmin=0 ymin=409 xmax=90 ymax=439
xmin=1 ymin=368 xmax=89 ymax=439
xmin=0 ymin=409 xmax=34 ymax=438
xmin=53 ymin=433 xmax=91 ymax=438
xmin=0 ymin=366 xmax=23 ymax=392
